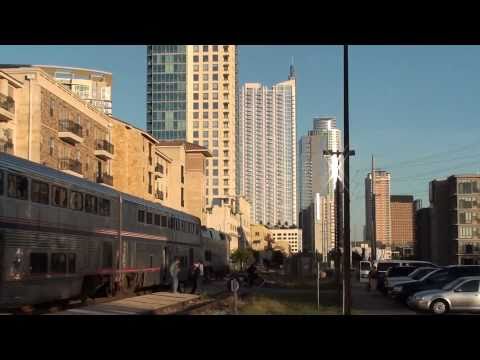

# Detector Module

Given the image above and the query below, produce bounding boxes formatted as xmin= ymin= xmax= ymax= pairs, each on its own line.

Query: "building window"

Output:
xmin=203 ymin=55 xmax=208 ymax=62
xmin=193 ymin=56 xmax=199 ymax=62
xmin=213 ymin=74 xmax=218 ymax=81
xmin=213 ymin=112 xmax=218 ymax=119
xmin=193 ymin=131 xmax=199 ymax=138
xmin=203 ymin=83 xmax=209 ymax=91
xmin=194 ymin=45 xmax=199 ymax=52
xmin=213 ymin=102 xmax=218 ymax=109
xmin=193 ymin=93 xmax=199 ymax=100
xmin=181 ymin=165 xmax=184 ymax=183
xmin=224 ymin=169 xmax=229 ymax=176
xmin=224 ymin=188 xmax=229 ymax=195
xmin=51 ymin=253 xmax=67 ymax=273
xmin=223 ymin=55 xmax=229 ymax=61
xmin=213 ymin=55 xmax=218 ymax=62
xmin=223 ymin=45 xmax=229 ymax=52
xmin=193 ymin=112 xmax=199 ymax=119
xmin=194 ymin=84 xmax=199 ymax=91
xmin=146 ymin=212 xmax=153 ymax=224
xmin=213 ymin=83 xmax=218 ymax=90
xmin=181 ymin=188 xmax=185 ymax=207
xmin=213 ymin=178 xmax=219 ymax=186
xmin=213 ymin=159 xmax=218 ymax=167
xmin=213 ymin=93 xmax=218 ymax=100
xmin=224 ymin=179 xmax=229 ymax=186
xmin=203 ymin=112 xmax=209 ymax=119
xmin=213 ymin=140 xmax=218 ymax=147
xmin=213 ymin=169 xmax=218 ymax=176
xmin=203 ymin=102 xmax=209 ymax=109
xmin=203 ymin=140 xmax=209 ymax=147
xmin=193 ymin=122 xmax=199 ymax=129
xmin=193 ymin=65 xmax=199 ymax=72
xmin=203 ymin=93 xmax=209 ymax=100
xmin=213 ymin=131 xmax=218 ymax=138
xmin=223 ymin=150 xmax=229 ymax=157
xmin=99 ymin=199 xmax=111 ymax=216
xmin=203 ymin=122 xmax=209 ymax=128
xmin=203 ymin=45 xmax=209 ymax=52
xmin=213 ymin=64 xmax=218 ymax=71
xmin=203 ymin=74 xmax=209 ymax=81
xmin=193 ymin=74 xmax=199 ymax=81
xmin=213 ymin=188 xmax=219 ymax=196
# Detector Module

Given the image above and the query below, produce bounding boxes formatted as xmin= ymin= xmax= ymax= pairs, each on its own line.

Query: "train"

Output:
xmin=0 ymin=153 xmax=230 ymax=308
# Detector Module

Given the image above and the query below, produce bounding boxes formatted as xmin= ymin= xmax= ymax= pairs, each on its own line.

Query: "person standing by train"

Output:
xmin=170 ymin=257 xmax=181 ymax=293
xmin=190 ymin=262 xmax=201 ymax=294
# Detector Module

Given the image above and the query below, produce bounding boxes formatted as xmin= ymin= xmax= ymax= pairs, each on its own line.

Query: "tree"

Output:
xmin=230 ymin=248 xmax=254 ymax=271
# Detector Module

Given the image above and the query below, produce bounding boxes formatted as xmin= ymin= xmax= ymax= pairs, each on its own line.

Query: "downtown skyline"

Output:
xmin=3 ymin=45 xmax=480 ymax=242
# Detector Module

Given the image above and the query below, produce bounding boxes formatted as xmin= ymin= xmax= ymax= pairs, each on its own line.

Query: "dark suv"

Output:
xmin=392 ymin=265 xmax=480 ymax=302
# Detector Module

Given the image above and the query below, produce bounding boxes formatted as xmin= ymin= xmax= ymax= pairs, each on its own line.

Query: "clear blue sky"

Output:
xmin=2 ymin=45 xmax=480 ymax=242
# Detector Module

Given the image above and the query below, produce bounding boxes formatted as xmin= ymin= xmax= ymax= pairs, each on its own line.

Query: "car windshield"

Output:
xmin=388 ymin=267 xmax=414 ymax=277
xmin=442 ymin=278 xmax=466 ymax=291
xmin=410 ymin=268 xmax=435 ymax=280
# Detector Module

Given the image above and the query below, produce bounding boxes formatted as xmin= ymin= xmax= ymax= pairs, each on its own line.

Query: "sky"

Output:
xmin=1 ymin=45 xmax=480 ymax=242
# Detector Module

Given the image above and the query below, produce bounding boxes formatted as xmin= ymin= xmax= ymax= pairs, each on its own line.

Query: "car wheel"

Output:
xmin=430 ymin=299 xmax=449 ymax=315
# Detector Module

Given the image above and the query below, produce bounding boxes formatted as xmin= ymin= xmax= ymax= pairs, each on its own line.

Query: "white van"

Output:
xmin=359 ymin=261 xmax=371 ymax=283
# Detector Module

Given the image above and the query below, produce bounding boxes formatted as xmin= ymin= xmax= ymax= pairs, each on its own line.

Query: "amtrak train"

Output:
xmin=0 ymin=153 xmax=229 ymax=308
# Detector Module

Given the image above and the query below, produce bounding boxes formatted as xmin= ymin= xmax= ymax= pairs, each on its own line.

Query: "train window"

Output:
xmin=70 ymin=191 xmax=83 ymax=211
xmin=0 ymin=170 xmax=3 ymax=195
xmin=7 ymin=173 xmax=28 ymax=200
xmin=31 ymin=180 xmax=50 ymax=205
xmin=52 ymin=185 xmax=68 ymax=208
xmin=138 ymin=210 xmax=145 ymax=223
xmin=30 ymin=253 xmax=48 ymax=274
xmin=154 ymin=214 xmax=160 ymax=226
xmin=146 ymin=212 xmax=153 ymax=224
xmin=51 ymin=253 xmax=67 ymax=273
xmin=99 ymin=198 xmax=111 ymax=216
xmin=68 ymin=253 xmax=76 ymax=273
xmin=85 ymin=194 xmax=98 ymax=214
xmin=161 ymin=215 xmax=168 ymax=227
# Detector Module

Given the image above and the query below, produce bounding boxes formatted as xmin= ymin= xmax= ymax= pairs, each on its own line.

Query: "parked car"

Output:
xmin=407 ymin=276 xmax=480 ymax=314
xmin=381 ymin=266 xmax=418 ymax=293
xmin=392 ymin=265 xmax=480 ymax=302
xmin=375 ymin=260 xmax=437 ymax=292
xmin=384 ymin=267 xmax=438 ymax=293
xmin=359 ymin=261 xmax=371 ymax=283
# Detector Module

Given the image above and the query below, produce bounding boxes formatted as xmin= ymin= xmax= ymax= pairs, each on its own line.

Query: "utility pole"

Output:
xmin=324 ymin=45 xmax=354 ymax=315
xmin=342 ymin=45 xmax=352 ymax=315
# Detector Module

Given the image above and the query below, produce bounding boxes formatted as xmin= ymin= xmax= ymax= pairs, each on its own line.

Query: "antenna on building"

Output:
xmin=289 ymin=56 xmax=295 ymax=80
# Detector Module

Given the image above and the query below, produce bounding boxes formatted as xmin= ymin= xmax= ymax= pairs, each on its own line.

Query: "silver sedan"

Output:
xmin=407 ymin=276 xmax=480 ymax=314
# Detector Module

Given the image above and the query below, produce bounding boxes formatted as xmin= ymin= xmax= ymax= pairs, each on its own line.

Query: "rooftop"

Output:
xmin=156 ymin=140 xmax=212 ymax=157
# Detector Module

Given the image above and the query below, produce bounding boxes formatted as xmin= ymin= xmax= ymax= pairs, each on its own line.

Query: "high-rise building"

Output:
xmin=298 ymin=117 xmax=342 ymax=257
xmin=146 ymin=45 xmax=237 ymax=207
xmin=390 ymin=195 xmax=415 ymax=256
xmin=0 ymin=65 xmax=113 ymax=115
xmin=237 ymin=67 xmax=297 ymax=226
xmin=365 ymin=170 xmax=392 ymax=248
xmin=429 ymin=175 xmax=480 ymax=265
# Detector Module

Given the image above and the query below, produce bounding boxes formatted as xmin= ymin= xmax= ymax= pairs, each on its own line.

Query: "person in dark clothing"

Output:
xmin=247 ymin=263 xmax=257 ymax=287
xmin=190 ymin=262 xmax=201 ymax=294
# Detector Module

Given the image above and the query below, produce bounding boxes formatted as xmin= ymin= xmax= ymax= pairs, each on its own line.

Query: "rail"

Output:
xmin=59 ymin=119 xmax=83 ymax=137
xmin=96 ymin=139 xmax=114 ymax=154
xmin=59 ymin=158 xmax=82 ymax=174
xmin=97 ymin=172 xmax=113 ymax=186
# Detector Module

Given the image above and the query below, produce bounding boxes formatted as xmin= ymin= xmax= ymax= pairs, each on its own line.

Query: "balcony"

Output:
xmin=58 ymin=120 xmax=83 ymax=145
xmin=96 ymin=172 xmax=113 ymax=186
xmin=95 ymin=140 xmax=114 ymax=160
xmin=0 ymin=138 xmax=14 ymax=155
xmin=0 ymin=93 xmax=15 ymax=122
xmin=155 ymin=163 xmax=164 ymax=176
xmin=59 ymin=158 xmax=83 ymax=177
xmin=155 ymin=190 xmax=164 ymax=201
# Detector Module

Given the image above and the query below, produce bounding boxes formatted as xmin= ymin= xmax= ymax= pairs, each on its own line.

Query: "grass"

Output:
xmin=238 ymin=289 xmax=342 ymax=315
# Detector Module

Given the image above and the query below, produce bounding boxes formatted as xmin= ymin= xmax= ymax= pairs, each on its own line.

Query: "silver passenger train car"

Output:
xmin=0 ymin=153 xmax=229 ymax=308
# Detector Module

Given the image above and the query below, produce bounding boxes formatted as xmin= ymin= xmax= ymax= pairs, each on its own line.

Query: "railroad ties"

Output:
xmin=50 ymin=292 xmax=200 ymax=315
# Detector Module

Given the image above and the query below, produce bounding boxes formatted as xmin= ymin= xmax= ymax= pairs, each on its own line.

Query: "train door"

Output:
xmin=189 ymin=248 xmax=194 ymax=267
xmin=163 ymin=247 xmax=169 ymax=283
xmin=102 ymin=242 xmax=113 ymax=269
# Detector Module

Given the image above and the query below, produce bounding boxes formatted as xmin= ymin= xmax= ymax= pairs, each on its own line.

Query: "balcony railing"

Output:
xmin=0 ymin=94 xmax=15 ymax=121
xmin=96 ymin=140 xmax=114 ymax=155
xmin=155 ymin=190 xmax=164 ymax=200
xmin=96 ymin=172 xmax=113 ymax=186
xmin=95 ymin=139 xmax=114 ymax=160
xmin=59 ymin=158 xmax=82 ymax=175
xmin=59 ymin=119 xmax=83 ymax=137
xmin=155 ymin=163 xmax=164 ymax=174
xmin=0 ymin=139 xmax=14 ymax=154
xmin=59 ymin=119 xmax=83 ymax=144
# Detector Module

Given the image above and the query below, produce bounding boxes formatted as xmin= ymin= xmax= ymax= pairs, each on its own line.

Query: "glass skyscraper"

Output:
xmin=147 ymin=45 xmax=187 ymax=140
